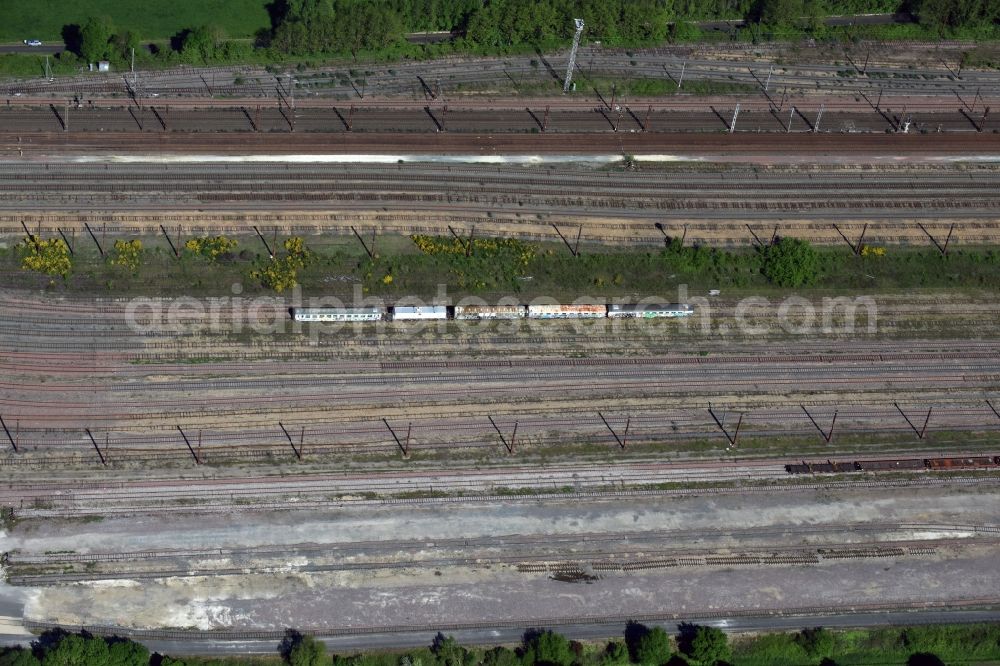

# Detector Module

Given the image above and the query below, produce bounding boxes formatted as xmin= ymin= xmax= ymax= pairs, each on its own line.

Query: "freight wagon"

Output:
xmin=787 ymin=456 xmax=1000 ymax=475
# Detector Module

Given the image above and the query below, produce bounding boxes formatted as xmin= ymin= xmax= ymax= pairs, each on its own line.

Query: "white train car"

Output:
xmin=391 ymin=305 xmax=448 ymax=320
xmin=454 ymin=305 xmax=527 ymax=320
xmin=527 ymin=304 xmax=606 ymax=319
xmin=292 ymin=307 xmax=385 ymax=322
xmin=607 ymin=303 xmax=694 ymax=318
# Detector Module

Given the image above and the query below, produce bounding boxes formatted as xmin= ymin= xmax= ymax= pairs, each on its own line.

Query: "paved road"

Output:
xmin=699 ymin=11 xmax=915 ymax=30
xmin=0 ymin=44 xmax=61 ymax=55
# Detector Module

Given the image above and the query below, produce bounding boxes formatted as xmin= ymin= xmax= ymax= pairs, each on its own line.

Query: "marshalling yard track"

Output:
xmin=3 ymin=43 xmax=1000 ymax=649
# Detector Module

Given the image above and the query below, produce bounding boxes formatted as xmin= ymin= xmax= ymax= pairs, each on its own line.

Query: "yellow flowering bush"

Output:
xmin=250 ymin=236 xmax=309 ymax=293
xmin=109 ymin=239 xmax=143 ymax=271
xmin=184 ymin=235 xmax=237 ymax=260
xmin=405 ymin=235 xmax=537 ymax=291
xmin=18 ymin=237 xmax=72 ymax=278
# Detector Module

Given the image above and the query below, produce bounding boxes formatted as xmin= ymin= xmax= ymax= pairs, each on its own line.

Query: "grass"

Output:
xmin=0 ymin=0 xmax=271 ymax=42
xmin=732 ymin=624 xmax=1000 ymax=665
xmin=5 ymin=232 xmax=1000 ymax=302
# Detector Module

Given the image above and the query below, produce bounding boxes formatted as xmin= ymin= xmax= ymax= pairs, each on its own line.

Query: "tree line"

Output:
xmin=2 ymin=621 xmax=983 ymax=666
xmin=265 ymin=0 xmax=1000 ymax=56
xmin=50 ymin=0 xmax=1000 ymax=71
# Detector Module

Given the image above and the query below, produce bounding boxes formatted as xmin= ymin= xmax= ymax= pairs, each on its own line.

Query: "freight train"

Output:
xmin=786 ymin=456 xmax=1000 ymax=475
xmin=291 ymin=303 xmax=694 ymax=322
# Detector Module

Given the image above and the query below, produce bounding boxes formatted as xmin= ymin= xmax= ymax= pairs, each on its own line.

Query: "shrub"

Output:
xmin=760 ymin=236 xmax=819 ymax=287
xmin=17 ymin=237 xmax=71 ymax=278
xmin=522 ymin=629 xmax=573 ymax=666
xmin=184 ymin=235 xmax=238 ymax=260
xmin=635 ymin=627 xmax=673 ymax=665
xmin=679 ymin=624 xmax=730 ymax=665
xmin=249 ymin=236 xmax=310 ymax=293
xmin=109 ymin=239 xmax=142 ymax=271
xmin=796 ymin=627 xmax=835 ymax=660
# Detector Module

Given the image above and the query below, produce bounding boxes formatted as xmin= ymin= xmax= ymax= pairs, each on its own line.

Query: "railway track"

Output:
xmin=0 ymin=105 xmax=987 ymax=134
xmin=6 ymin=536 xmax=979 ymax=586
xmin=8 ymin=474 xmax=1000 ymax=518
xmin=3 ymin=130 xmax=999 ymax=157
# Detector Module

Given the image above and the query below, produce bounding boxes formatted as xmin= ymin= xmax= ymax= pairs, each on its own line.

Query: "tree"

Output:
xmin=80 ymin=16 xmax=115 ymax=62
xmin=0 ymin=648 xmax=41 ymax=666
xmin=678 ymin=624 xmax=730 ymax=666
xmin=636 ymin=628 xmax=673 ymax=665
xmin=600 ymin=641 xmax=629 ymax=666
xmin=907 ymin=654 xmax=946 ymax=666
xmin=430 ymin=634 xmax=471 ymax=666
xmin=795 ymin=628 xmax=835 ymax=661
xmin=288 ymin=635 xmax=326 ymax=666
xmin=279 ymin=630 xmax=326 ymax=666
xmin=481 ymin=646 xmax=520 ymax=666
xmin=40 ymin=633 xmax=109 ymax=666
xmin=760 ymin=236 xmax=819 ymax=287
xmin=749 ymin=0 xmax=804 ymax=26
xmin=522 ymin=629 xmax=573 ymax=666
xmin=182 ymin=25 xmax=225 ymax=63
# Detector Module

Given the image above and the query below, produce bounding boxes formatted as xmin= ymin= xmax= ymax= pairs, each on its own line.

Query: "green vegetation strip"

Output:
xmin=5 ymin=233 xmax=1000 ymax=300
xmin=7 ymin=620 xmax=1000 ymax=665
xmin=2 ymin=0 xmax=998 ymax=79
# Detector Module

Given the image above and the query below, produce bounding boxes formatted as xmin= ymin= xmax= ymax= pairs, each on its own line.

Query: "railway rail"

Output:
xmin=19 ymin=596 xmax=1000 ymax=642
xmin=8 ymin=474 xmax=1000 ymax=518
xmin=5 ymin=163 xmax=1000 ymax=237
xmin=5 ymin=535 xmax=981 ymax=586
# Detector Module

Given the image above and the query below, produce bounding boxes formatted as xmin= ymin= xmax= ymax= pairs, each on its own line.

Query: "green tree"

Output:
xmin=619 ymin=0 xmax=670 ymax=42
xmin=80 ymin=16 xmax=115 ymax=62
xmin=182 ymin=25 xmax=226 ymax=63
xmin=749 ymin=0 xmax=804 ymax=25
xmin=279 ymin=630 xmax=326 ymax=666
xmin=288 ymin=635 xmax=326 ymax=666
xmin=907 ymin=654 xmax=946 ymax=666
xmin=600 ymin=641 xmax=629 ymax=666
xmin=111 ymin=30 xmax=140 ymax=65
xmin=0 ymin=647 xmax=41 ymax=666
xmin=679 ymin=624 xmax=730 ymax=666
xmin=522 ymin=629 xmax=573 ymax=666
xmin=481 ymin=646 xmax=519 ymax=666
xmin=40 ymin=633 xmax=109 ymax=666
xmin=636 ymin=627 xmax=673 ymax=665
xmin=795 ymin=627 xmax=835 ymax=661
xmin=760 ymin=236 xmax=819 ymax=287
xmin=430 ymin=634 xmax=471 ymax=666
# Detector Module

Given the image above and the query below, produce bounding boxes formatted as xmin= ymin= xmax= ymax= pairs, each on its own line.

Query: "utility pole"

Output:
xmin=814 ymin=103 xmax=824 ymax=133
xmin=563 ymin=18 xmax=585 ymax=93
xmin=677 ymin=61 xmax=686 ymax=89
xmin=729 ymin=103 xmax=740 ymax=133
